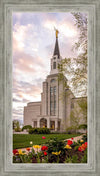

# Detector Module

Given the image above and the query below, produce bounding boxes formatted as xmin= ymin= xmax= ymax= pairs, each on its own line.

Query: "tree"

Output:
xmin=58 ymin=12 xmax=87 ymax=97
xmin=58 ymin=13 xmax=87 ymax=132
xmin=66 ymin=98 xmax=87 ymax=133
xmin=13 ymin=120 xmax=21 ymax=132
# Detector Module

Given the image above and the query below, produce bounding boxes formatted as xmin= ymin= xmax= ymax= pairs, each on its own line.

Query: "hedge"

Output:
xmin=29 ymin=128 xmax=50 ymax=134
xmin=22 ymin=125 xmax=32 ymax=131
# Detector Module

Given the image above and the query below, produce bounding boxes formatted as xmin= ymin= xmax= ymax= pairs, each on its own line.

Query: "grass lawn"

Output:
xmin=13 ymin=133 xmax=81 ymax=149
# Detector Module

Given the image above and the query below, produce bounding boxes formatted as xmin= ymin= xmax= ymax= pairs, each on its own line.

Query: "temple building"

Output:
xmin=24 ymin=30 xmax=87 ymax=132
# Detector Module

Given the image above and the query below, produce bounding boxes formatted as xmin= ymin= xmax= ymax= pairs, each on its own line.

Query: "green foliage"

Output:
xmin=13 ymin=120 xmax=21 ymax=132
xmin=77 ymin=99 xmax=87 ymax=123
xmin=65 ymin=157 xmax=72 ymax=163
xmin=13 ymin=120 xmax=20 ymax=130
xmin=71 ymin=12 xmax=87 ymax=96
xmin=66 ymin=126 xmax=78 ymax=134
xmin=82 ymin=134 xmax=87 ymax=142
xmin=46 ymin=137 xmax=66 ymax=154
xmin=70 ymin=110 xmax=81 ymax=130
xmin=13 ymin=134 xmax=81 ymax=149
xmin=69 ymin=98 xmax=87 ymax=132
xmin=58 ymin=13 xmax=87 ymax=97
xmin=81 ymin=149 xmax=87 ymax=163
xmin=13 ymin=136 xmax=87 ymax=163
xmin=78 ymin=124 xmax=87 ymax=130
xmin=22 ymin=125 xmax=32 ymax=131
xmin=72 ymin=155 xmax=78 ymax=163
xmin=46 ymin=137 xmax=66 ymax=163
xmin=28 ymin=128 xmax=51 ymax=134
xmin=14 ymin=128 xmax=21 ymax=132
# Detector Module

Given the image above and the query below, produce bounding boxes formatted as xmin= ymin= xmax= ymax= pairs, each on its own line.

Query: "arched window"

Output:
xmin=53 ymin=62 xmax=56 ymax=69
xmin=40 ymin=118 xmax=47 ymax=128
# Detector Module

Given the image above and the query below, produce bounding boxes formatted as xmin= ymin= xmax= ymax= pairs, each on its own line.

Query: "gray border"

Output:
xmin=0 ymin=0 xmax=99 ymax=175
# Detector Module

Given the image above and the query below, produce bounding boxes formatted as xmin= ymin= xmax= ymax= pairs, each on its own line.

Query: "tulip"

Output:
xmin=13 ymin=149 xmax=19 ymax=155
xmin=41 ymin=146 xmax=48 ymax=151
xmin=67 ymin=140 xmax=73 ymax=145
xmin=33 ymin=145 xmax=41 ymax=149
xmin=42 ymin=136 xmax=46 ymax=139
xmin=26 ymin=148 xmax=30 ymax=151
xmin=80 ymin=140 xmax=84 ymax=143
xmin=52 ymin=151 xmax=61 ymax=155
xmin=18 ymin=149 xmax=26 ymax=155
xmin=65 ymin=144 xmax=72 ymax=149
xmin=44 ymin=151 xmax=47 ymax=156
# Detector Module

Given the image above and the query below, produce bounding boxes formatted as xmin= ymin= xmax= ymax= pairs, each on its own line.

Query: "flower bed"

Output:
xmin=13 ymin=135 xmax=87 ymax=163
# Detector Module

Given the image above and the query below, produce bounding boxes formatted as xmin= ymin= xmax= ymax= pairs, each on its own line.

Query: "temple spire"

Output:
xmin=53 ymin=28 xmax=60 ymax=58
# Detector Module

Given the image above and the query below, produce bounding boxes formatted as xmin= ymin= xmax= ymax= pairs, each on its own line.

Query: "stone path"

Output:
xmin=16 ymin=134 xmax=84 ymax=153
xmin=64 ymin=134 xmax=84 ymax=142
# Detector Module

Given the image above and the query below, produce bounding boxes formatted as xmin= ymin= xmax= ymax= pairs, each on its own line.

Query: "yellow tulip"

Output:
xmin=18 ymin=149 xmax=26 ymax=155
xmin=64 ymin=144 xmax=72 ymax=149
xmin=52 ymin=151 xmax=61 ymax=155
xmin=33 ymin=145 xmax=41 ymax=149
xmin=80 ymin=140 xmax=84 ymax=143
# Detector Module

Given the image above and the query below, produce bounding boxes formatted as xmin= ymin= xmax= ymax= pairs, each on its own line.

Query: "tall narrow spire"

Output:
xmin=53 ymin=28 xmax=60 ymax=58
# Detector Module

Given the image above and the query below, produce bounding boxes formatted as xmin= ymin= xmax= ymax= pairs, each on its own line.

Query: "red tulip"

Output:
xmin=41 ymin=146 xmax=48 ymax=151
xmin=44 ymin=151 xmax=47 ymax=156
xmin=67 ymin=140 xmax=73 ymax=145
xmin=78 ymin=142 xmax=87 ymax=152
xmin=13 ymin=149 xmax=18 ymax=155
xmin=78 ymin=146 xmax=82 ymax=152
xmin=84 ymin=142 xmax=87 ymax=146
xmin=26 ymin=148 xmax=30 ymax=151
xmin=42 ymin=136 xmax=46 ymax=139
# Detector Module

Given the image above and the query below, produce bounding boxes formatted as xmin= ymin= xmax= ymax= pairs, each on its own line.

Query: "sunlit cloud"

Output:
xmin=44 ymin=21 xmax=78 ymax=38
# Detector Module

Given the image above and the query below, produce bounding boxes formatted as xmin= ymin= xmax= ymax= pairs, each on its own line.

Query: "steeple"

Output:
xmin=50 ymin=29 xmax=62 ymax=75
xmin=53 ymin=29 xmax=60 ymax=58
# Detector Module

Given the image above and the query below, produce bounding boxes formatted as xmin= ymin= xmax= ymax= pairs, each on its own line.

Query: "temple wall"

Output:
xmin=24 ymin=102 xmax=41 ymax=127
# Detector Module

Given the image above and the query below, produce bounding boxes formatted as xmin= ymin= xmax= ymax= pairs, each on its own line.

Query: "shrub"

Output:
xmin=78 ymin=124 xmax=87 ymax=130
xmin=22 ymin=125 xmax=32 ymax=131
xmin=46 ymin=137 xmax=66 ymax=153
xmin=14 ymin=128 xmax=21 ymax=132
xmin=45 ymin=137 xmax=66 ymax=163
xmin=66 ymin=127 xmax=78 ymax=134
xmin=28 ymin=128 xmax=50 ymax=134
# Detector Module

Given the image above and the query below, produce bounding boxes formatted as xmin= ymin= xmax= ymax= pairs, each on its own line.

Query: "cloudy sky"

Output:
xmin=12 ymin=12 xmax=86 ymax=123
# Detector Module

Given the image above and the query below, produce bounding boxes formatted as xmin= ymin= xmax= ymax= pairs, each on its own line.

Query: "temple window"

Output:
xmin=34 ymin=121 xmax=37 ymax=128
xmin=51 ymin=79 xmax=56 ymax=83
xmin=50 ymin=86 xmax=56 ymax=115
xmin=53 ymin=62 xmax=56 ymax=69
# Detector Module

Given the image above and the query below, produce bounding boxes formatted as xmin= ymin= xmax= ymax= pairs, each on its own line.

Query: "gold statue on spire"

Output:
xmin=54 ymin=27 xmax=59 ymax=38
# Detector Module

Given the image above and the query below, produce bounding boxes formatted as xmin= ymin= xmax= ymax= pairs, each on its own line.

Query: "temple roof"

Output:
xmin=53 ymin=36 xmax=60 ymax=58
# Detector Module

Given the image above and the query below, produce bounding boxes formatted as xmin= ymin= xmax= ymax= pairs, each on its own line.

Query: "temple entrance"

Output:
xmin=40 ymin=118 xmax=47 ymax=128
xmin=50 ymin=121 xmax=55 ymax=130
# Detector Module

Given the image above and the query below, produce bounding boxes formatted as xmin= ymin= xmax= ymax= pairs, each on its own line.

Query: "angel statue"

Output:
xmin=54 ymin=27 xmax=59 ymax=38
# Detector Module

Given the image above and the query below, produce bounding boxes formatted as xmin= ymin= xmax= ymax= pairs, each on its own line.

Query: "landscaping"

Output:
xmin=13 ymin=134 xmax=87 ymax=163
xmin=13 ymin=133 xmax=81 ymax=149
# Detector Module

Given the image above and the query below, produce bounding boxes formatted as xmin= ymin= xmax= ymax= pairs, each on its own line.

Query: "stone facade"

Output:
xmin=24 ymin=31 xmax=87 ymax=132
